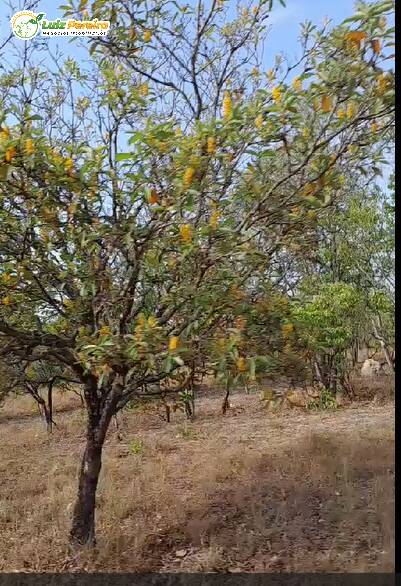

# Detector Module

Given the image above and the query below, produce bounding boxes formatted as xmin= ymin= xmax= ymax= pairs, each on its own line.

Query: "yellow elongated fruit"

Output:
xmin=179 ymin=223 xmax=192 ymax=243
xmin=207 ymin=136 xmax=216 ymax=154
xmin=321 ymin=95 xmax=332 ymax=113
xmin=2 ymin=296 xmax=11 ymax=306
xmin=5 ymin=146 xmax=16 ymax=163
xmin=337 ymin=109 xmax=345 ymax=120
xmin=143 ymin=29 xmax=152 ymax=42
xmin=169 ymin=336 xmax=179 ymax=351
xmin=255 ymin=114 xmax=263 ymax=129
xmin=25 ymin=138 xmax=34 ymax=155
xmin=222 ymin=91 xmax=232 ymax=120
xmin=183 ymin=166 xmax=195 ymax=188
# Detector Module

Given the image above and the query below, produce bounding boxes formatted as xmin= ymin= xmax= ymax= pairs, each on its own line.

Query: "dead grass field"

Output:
xmin=0 ymin=387 xmax=394 ymax=573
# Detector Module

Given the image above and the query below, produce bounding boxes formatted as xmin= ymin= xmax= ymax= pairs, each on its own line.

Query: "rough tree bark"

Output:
xmin=69 ymin=379 xmax=120 ymax=546
xmin=69 ymin=429 xmax=103 ymax=546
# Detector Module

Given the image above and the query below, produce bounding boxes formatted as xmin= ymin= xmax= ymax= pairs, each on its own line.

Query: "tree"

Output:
xmin=291 ymin=173 xmax=395 ymax=381
xmin=0 ymin=0 xmax=395 ymax=545
xmin=291 ymin=282 xmax=368 ymax=393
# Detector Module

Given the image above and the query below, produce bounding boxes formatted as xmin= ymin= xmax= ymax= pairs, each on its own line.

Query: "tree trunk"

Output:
xmin=69 ymin=432 xmax=103 ymax=546
xmin=221 ymin=382 xmax=230 ymax=414
xmin=69 ymin=378 xmax=121 ymax=546
xmin=47 ymin=380 xmax=54 ymax=433
xmin=372 ymin=320 xmax=395 ymax=373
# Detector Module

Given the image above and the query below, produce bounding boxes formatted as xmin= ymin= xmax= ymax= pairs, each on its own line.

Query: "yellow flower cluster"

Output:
xmin=147 ymin=315 xmax=157 ymax=327
xmin=99 ymin=325 xmax=111 ymax=336
xmin=183 ymin=166 xmax=196 ymax=189
xmin=345 ymin=30 xmax=367 ymax=50
xmin=139 ymin=82 xmax=149 ymax=96
xmin=0 ymin=127 xmax=10 ymax=141
xmin=143 ymin=29 xmax=152 ymax=42
xmin=292 ymin=77 xmax=302 ymax=92
xmin=222 ymin=91 xmax=232 ymax=120
xmin=64 ymin=157 xmax=74 ymax=175
xmin=169 ymin=336 xmax=179 ymax=351
xmin=376 ymin=73 xmax=388 ymax=95
xmin=346 ymin=102 xmax=356 ymax=119
xmin=371 ymin=39 xmax=381 ymax=54
xmin=282 ymin=323 xmax=294 ymax=338
xmin=179 ymin=223 xmax=192 ymax=243
xmin=321 ymin=95 xmax=332 ymax=113
xmin=25 ymin=139 xmax=34 ymax=155
xmin=236 ymin=356 xmax=246 ymax=372
xmin=209 ymin=210 xmax=221 ymax=230
xmin=5 ymin=146 xmax=17 ymax=163
xmin=255 ymin=114 xmax=264 ymax=129
xmin=149 ymin=189 xmax=159 ymax=204
xmin=207 ymin=136 xmax=216 ymax=155
xmin=272 ymin=86 xmax=282 ymax=103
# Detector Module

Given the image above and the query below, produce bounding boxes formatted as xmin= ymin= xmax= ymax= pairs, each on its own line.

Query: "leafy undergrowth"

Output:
xmin=0 ymin=391 xmax=394 ymax=572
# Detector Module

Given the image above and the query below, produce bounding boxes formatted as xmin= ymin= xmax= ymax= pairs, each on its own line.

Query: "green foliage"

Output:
xmin=178 ymin=425 xmax=197 ymax=440
xmin=128 ymin=438 xmax=145 ymax=456
xmin=292 ymin=283 xmax=366 ymax=354
xmin=307 ymin=388 xmax=337 ymax=411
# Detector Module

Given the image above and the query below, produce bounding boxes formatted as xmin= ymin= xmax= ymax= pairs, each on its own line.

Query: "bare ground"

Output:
xmin=0 ymin=391 xmax=394 ymax=572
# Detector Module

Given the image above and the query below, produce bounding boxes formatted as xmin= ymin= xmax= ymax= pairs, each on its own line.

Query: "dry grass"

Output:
xmin=351 ymin=374 xmax=395 ymax=403
xmin=0 ymin=388 xmax=82 ymax=423
xmin=0 ymin=388 xmax=394 ymax=572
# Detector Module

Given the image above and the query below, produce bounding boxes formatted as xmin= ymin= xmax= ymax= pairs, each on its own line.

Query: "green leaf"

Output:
xmin=115 ymin=153 xmax=132 ymax=162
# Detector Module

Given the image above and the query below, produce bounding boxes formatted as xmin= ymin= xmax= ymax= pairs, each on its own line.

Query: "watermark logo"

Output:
xmin=10 ymin=11 xmax=42 ymax=40
xmin=11 ymin=11 xmax=110 ymax=39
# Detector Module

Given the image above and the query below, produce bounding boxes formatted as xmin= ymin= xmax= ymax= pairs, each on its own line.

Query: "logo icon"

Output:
xmin=10 ymin=11 xmax=110 ymax=38
xmin=10 ymin=11 xmax=44 ymax=40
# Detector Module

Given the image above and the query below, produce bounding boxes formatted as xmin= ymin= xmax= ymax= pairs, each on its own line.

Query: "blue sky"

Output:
xmin=1 ymin=0 xmax=358 ymax=62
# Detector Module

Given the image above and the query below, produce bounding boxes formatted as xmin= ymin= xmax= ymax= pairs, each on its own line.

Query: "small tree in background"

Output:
xmin=0 ymin=0 xmax=395 ymax=545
